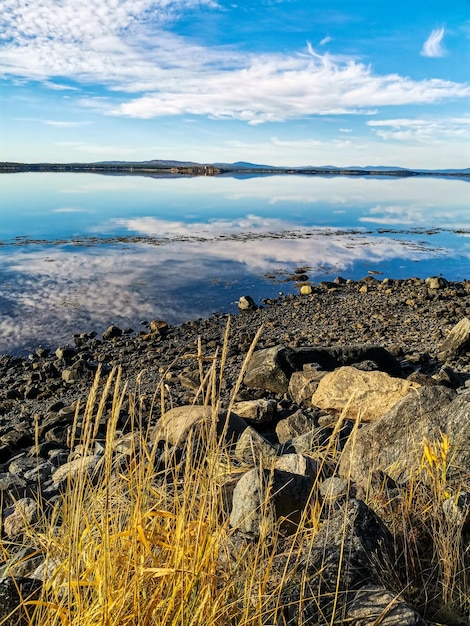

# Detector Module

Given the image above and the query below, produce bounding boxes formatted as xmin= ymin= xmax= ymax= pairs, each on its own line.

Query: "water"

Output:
xmin=0 ymin=172 xmax=469 ymax=355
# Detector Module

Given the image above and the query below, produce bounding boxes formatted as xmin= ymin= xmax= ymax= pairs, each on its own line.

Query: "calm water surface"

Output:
xmin=0 ymin=172 xmax=469 ymax=355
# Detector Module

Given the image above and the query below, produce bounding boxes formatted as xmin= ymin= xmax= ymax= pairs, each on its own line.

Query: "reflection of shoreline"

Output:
xmin=1 ymin=226 xmax=469 ymax=249
xmin=0 ymin=229 xmax=466 ymax=356
xmin=1 ymin=163 xmax=470 ymax=180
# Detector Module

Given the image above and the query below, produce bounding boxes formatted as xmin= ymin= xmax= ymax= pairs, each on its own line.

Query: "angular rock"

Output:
xmin=232 ymin=399 xmax=277 ymax=424
xmin=276 ymin=408 xmax=318 ymax=444
xmin=102 ymin=325 xmax=122 ymax=340
xmin=229 ymin=467 xmax=314 ymax=537
xmin=426 ymin=275 xmax=448 ymax=289
xmin=150 ymin=319 xmax=170 ymax=335
xmin=339 ymin=385 xmax=457 ymax=485
xmin=438 ymin=317 xmax=470 ymax=361
xmin=243 ymin=345 xmax=295 ymax=394
xmin=311 ymin=366 xmax=420 ymax=423
xmin=266 ymin=499 xmax=397 ymax=624
xmin=288 ymin=369 xmax=326 ymax=407
xmin=3 ymin=498 xmax=38 ymax=538
xmin=237 ymin=295 xmax=258 ymax=311
xmin=233 ymin=427 xmax=278 ymax=464
xmin=273 ymin=453 xmax=317 ymax=477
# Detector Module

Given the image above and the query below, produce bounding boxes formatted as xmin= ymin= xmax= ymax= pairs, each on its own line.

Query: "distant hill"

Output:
xmin=1 ymin=160 xmax=469 ymax=178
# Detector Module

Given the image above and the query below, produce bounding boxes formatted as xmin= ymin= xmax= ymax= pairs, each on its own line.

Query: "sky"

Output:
xmin=1 ymin=0 xmax=469 ymax=168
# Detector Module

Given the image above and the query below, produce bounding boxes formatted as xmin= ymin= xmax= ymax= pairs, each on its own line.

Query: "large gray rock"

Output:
xmin=152 ymin=405 xmax=247 ymax=447
xmin=346 ymin=585 xmax=426 ymax=625
xmin=275 ymin=409 xmax=318 ymax=444
xmin=229 ymin=467 xmax=314 ymax=537
xmin=288 ymin=369 xmax=326 ymax=407
xmin=234 ymin=427 xmax=278 ymax=465
xmin=243 ymin=345 xmax=296 ymax=394
xmin=243 ymin=344 xmax=402 ymax=395
xmin=260 ymin=499 xmax=397 ymax=624
xmin=339 ymin=385 xmax=458 ymax=485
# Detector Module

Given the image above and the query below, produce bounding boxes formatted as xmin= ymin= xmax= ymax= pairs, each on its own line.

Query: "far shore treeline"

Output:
xmin=1 ymin=160 xmax=469 ymax=178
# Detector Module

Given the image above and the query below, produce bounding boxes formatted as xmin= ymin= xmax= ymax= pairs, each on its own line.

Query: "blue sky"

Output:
xmin=1 ymin=0 xmax=469 ymax=168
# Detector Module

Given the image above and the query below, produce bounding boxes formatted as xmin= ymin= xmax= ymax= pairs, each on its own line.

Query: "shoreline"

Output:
xmin=1 ymin=273 xmax=469 ymax=420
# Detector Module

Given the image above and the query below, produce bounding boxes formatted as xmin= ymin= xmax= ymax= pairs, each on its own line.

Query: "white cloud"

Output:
xmin=0 ymin=3 xmax=468 ymax=124
xmin=421 ymin=27 xmax=446 ymax=58
xmin=319 ymin=36 xmax=332 ymax=46
xmin=367 ymin=117 xmax=470 ymax=141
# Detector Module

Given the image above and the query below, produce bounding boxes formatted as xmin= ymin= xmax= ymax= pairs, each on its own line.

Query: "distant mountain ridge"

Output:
xmin=1 ymin=160 xmax=469 ymax=177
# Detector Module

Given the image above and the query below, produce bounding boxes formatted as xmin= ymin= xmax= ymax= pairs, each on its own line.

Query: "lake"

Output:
xmin=0 ymin=172 xmax=469 ymax=355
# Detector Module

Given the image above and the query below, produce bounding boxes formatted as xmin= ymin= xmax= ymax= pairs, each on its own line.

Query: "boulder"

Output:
xmin=288 ymin=369 xmax=326 ymax=407
xmin=275 ymin=408 xmax=318 ymax=444
xmin=243 ymin=345 xmax=296 ymax=394
xmin=265 ymin=499 xmax=397 ymax=624
xmin=311 ymin=366 xmax=420 ymax=423
xmin=339 ymin=385 xmax=458 ymax=485
xmin=233 ymin=427 xmax=278 ymax=464
xmin=286 ymin=344 xmax=402 ymax=377
xmin=229 ymin=467 xmax=314 ymax=537
xmin=152 ymin=405 xmax=247 ymax=447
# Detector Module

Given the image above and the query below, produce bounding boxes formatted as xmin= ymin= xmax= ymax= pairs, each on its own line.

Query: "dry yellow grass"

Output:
xmin=1 ymin=322 xmax=469 ymax=625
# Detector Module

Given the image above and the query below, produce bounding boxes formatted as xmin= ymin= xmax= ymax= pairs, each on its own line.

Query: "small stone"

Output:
xmin=426 ymin=275 xmax=448 ymax=289
xmin=103 ymin=325 xmax=123 ymax=340
xmin=299 ymin=284 xmax=313 ymax=295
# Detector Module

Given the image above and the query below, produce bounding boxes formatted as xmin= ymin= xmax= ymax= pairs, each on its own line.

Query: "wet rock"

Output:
xmin=237 ymin=295 xmax=258 ymax=311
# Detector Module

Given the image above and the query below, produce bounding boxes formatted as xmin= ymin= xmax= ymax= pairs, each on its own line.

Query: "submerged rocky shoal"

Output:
xmin=1 ymin=274 xmax=470 ymax=625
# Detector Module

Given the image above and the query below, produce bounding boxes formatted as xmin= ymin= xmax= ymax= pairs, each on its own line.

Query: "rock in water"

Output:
xmin=237 ymin=295 xmax=258 ymax=311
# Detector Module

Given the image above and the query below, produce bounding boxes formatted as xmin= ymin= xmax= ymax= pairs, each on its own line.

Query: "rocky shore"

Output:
xmin=1 ymin=274 xmax=470 ymax=625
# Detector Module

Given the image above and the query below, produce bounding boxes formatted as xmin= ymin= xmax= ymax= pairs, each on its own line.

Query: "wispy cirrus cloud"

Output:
xmin=367 ymin=117 xmax=470 ymax=141
xmin=1 ymin=2 xmax=469 ymax=125
xmin=421 ymin=27 xmax=446 ymax=57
